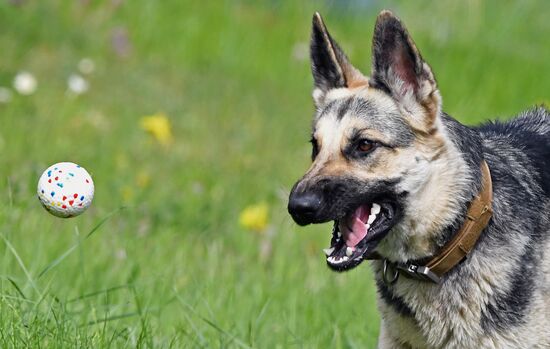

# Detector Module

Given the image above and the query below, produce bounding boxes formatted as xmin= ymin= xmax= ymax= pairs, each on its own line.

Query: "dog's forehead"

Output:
xmin=313 ymin=89 xmax=414 ymax=146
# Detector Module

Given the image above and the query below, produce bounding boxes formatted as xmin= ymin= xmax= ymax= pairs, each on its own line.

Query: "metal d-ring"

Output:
xmin=383 ymin=259 xmax=400 ymax=285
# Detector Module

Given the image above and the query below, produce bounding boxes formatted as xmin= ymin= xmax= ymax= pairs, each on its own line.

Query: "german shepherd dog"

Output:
xmin=287 ymin=11 xmax=550 ymax=348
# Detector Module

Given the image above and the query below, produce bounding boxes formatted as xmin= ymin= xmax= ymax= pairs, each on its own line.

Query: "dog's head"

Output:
xmin=288 ymin=11 xmax=472 ymax=271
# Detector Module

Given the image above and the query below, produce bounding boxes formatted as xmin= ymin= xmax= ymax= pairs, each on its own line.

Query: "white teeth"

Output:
xmin=337 ymin=231 xmax=342 ymax=238
xmin=367 ymin=214 xmax=376 ymax=224
xmin=366 ymin=224 xmax=370 ymax=230
xmin=372 ymin=203 xmax=381 ymax=215
xmin=323 ymin=247 xmax=335 ymax=256
xmin=327 ymin=255 xmax=349 ymax=264
xmin=346 ymin=246 xmax=354 ymax=256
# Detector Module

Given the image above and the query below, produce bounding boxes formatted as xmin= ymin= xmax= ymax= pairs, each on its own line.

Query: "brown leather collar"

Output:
xmin=382 ymin=161 xmax=493 ymax=284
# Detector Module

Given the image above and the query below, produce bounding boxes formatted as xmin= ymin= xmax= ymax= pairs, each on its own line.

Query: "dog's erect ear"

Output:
xmin=370 ymin=11 xmax=441 ymax=130
xmin=310 ymin=12 xmax=367 ymax=108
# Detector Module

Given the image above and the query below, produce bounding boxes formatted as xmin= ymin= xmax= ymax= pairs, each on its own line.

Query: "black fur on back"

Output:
xmin=477 ymin=107 xmax=550 ymax=195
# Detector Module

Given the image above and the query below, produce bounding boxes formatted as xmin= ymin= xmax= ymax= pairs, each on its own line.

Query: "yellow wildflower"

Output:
xmin=140 ymin=112 xmax=173 ymax=146
xmin=239 ymin=202 xmax=269 ymax=232
xmin=136 ymin=170 xmax=151 ymax=188
xmin=121 ymin=185 xmax=134 ymax=203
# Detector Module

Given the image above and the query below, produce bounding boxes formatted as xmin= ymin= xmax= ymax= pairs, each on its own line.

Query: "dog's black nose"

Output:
xmin=288 ymin=191 xmax=322 ymax=226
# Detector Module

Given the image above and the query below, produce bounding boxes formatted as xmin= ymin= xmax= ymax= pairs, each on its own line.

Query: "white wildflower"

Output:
xmin=67 ymin=74 xmax=89 ymax=94
xmin=13 ymin=71 xmax=37 ymax=95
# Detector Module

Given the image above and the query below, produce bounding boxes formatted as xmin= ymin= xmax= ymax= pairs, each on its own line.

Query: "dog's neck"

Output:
xmin=431 ymin=113 xmax=486 ymax=248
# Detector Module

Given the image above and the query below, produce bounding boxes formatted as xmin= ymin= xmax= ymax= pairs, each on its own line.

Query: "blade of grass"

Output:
xmin=37 ymin=245 xmax=79 ymax=280
xmin=248 ymin=297 xmax=271 ymax=346
xmin=6 ymin=277 xmax=26 ymax=300
xmin=200 ymin=317 xmax=252 ymax=349
xmin=173 ymin=290 xmax=252 ymax=349
xmin=171 ymin=290 xmax=206 ymax=346
xmin=0 ymin=233 xmax=40 ymax=295
xmin=84 ymin=206 xmax=126 ymax=239
xmin=67 ymin=284 xmax=131 ymax=303
xmin=37 ymin=207 xmax=125 ymax=279
xmin=132 ymin=286 xmax=153 ymax=348
xmin=83 ymin=312 xmax=140 ymax=327
xmin=0 ymin=294 xmax=37 ymax=304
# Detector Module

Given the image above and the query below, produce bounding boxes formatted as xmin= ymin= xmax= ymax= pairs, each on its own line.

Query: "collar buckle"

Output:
xmin=382 ymin=260 xmax=441 ymax=285
xmin=396 ymin=262 xmax=441 ymax=284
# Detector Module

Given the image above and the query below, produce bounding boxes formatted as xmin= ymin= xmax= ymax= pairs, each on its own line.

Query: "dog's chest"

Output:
xmin=376 ymin=276 xmax=490 ymax=348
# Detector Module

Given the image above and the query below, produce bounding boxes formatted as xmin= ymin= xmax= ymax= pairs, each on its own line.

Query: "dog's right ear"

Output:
xmin=310 ymin=12 xmax=367 ymax=108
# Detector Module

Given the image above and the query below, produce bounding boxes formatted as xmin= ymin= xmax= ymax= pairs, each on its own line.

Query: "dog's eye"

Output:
xmin=357 ymin=139 xmax=376 ymax=153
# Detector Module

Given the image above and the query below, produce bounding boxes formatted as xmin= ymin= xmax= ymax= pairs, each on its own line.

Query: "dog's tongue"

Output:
xmin=341 ymin=205 xmax=370 ymax=247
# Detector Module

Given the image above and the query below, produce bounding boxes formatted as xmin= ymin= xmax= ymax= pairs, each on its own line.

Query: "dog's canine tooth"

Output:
xmin=367 ymin=214 xmax=376 ymax=224
xmin=323 ymin=247 xmax=335 ymax=256
xmin=346 ymin=246 xmax=353 ymax=256
xmin=372 ymin=203 xmax=381 ymax=215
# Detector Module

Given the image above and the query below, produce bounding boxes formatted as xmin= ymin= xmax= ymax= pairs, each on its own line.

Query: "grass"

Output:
xmin=0 ymin=0 xmax=549 ymax=347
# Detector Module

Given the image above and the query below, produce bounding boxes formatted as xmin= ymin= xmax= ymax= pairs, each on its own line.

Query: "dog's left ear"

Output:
xmin=370 ymin=11 xmax=441 ymax=131
xmin=310 ymin=12 xmax=367 ymax=108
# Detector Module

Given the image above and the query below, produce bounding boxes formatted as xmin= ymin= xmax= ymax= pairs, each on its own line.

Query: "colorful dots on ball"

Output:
xmin=37 ymin=162 xmax=94 ymax=218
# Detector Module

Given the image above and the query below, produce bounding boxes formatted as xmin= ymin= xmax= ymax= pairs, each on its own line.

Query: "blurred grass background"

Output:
xmin=0 ymin=0 xmax=549 ymax=347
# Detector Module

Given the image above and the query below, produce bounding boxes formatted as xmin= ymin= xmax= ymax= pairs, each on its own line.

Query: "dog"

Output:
xmin=287 ymin=10 xmax=550 ymax=348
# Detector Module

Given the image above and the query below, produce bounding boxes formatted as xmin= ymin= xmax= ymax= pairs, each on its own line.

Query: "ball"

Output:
xmin=37 ymin=162 xmax=94 ymax=218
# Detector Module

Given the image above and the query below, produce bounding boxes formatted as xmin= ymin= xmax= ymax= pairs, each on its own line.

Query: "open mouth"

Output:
xmin=324 ymin=201 xmax=397 ymax=271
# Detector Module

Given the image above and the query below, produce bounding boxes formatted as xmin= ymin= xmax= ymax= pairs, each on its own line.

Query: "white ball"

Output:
xmin=37 ymin=162 xmax=94 ymax=218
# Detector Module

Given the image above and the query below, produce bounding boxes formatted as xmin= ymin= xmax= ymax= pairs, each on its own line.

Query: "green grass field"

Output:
xmin=0 ymin=0 xmax=549 ymax=347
